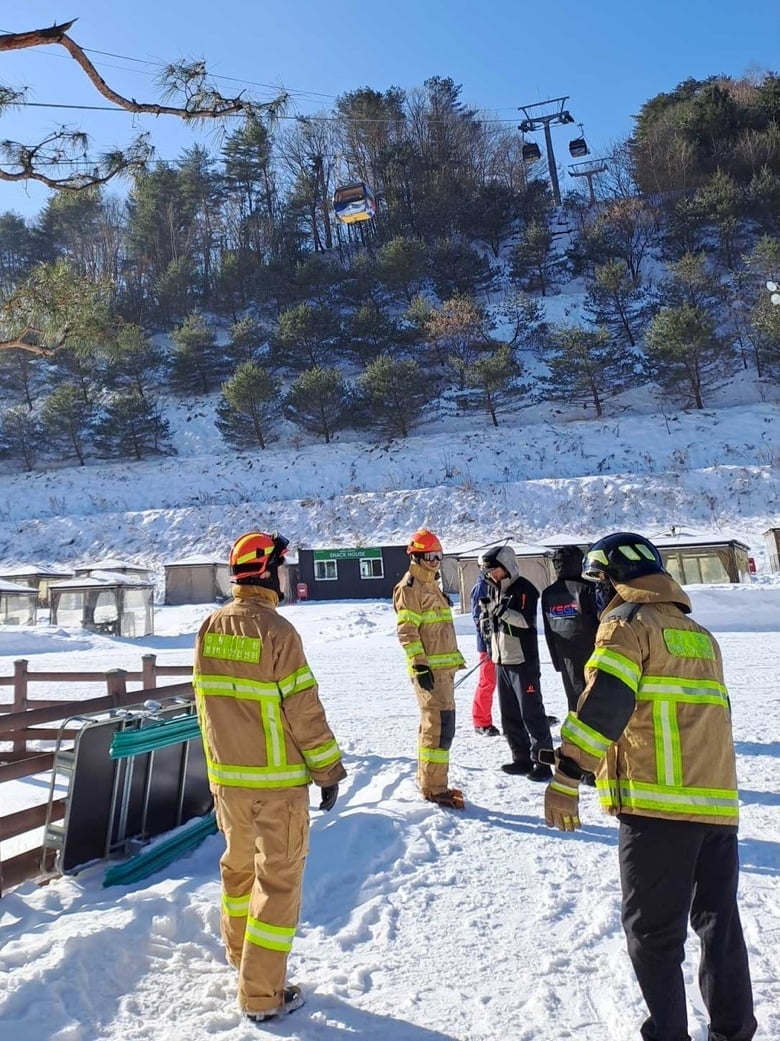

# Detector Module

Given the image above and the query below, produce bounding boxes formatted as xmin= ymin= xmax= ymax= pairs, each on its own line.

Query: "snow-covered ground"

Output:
xmin=0 ymin=360 xmax=778 ymax=1039
xmin=1 ymin=588 xmax=779 ymax=1041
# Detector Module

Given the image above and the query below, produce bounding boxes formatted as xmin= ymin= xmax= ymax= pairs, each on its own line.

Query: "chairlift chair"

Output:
xmin=332 ymin=181 xmax=377 ymax=224
xmin=568 ymin=125 xmax=589 ymax=159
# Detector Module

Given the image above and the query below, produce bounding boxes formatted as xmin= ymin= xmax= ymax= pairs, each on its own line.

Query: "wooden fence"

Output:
xmin=0 ymin=654 xmax=193 ymax=896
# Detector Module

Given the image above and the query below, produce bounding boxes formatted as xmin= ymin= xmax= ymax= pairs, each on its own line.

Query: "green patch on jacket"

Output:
xmin=662 ymin=628 xmax=715 ymax=660
xmin=202 ymin=632 xmax=262 ymax=663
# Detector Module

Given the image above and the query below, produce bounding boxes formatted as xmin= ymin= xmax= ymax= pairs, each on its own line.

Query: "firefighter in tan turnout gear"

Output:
xmin=393 ymin=528 xmax=466 ymax=809
xmin=194 ymin=531 xmax=346 ymax=1023
xmin=544 ymin=532 xmax=755 ymax=1041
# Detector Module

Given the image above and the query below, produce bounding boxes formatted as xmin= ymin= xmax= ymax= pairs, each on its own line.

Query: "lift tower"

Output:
xmin=518 ymin=96 xmax=575 ymax=206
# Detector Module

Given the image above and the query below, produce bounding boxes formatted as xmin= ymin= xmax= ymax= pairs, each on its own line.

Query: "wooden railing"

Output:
xmin=0 ymin=655 xmax=193 ymax=896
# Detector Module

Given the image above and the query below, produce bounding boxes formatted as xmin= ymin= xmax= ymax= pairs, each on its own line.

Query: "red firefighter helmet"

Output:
xmin=406 ymin=528 xmax=443 ymax=556
xmin=229 ymin=531 xmax=289 ymax=582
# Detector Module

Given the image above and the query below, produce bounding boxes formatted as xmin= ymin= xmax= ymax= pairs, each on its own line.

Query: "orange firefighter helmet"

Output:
xmin=229 ymin=531 xmax=289 ymax=582
xmin=406 ymin=528 xmax=443 ymax=556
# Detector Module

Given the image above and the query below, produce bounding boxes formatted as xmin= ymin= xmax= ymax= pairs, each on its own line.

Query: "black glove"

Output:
xmin=318 ymin=783 xmax=339 ymax=811
xmin=479 ymin=614 xmax=493 ymax=642
xmin=412 ymin=664 xmax=435 ymax=691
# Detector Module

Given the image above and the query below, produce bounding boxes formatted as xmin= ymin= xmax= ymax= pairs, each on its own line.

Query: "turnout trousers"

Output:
xmin=618 ymin=814 xmax=756 ymax=1041
xmin=471 ymin=650 xmax=497 ymax=728
xmin=496 ymin=662 xmax=552 ymax=764
xmin=214 ymin=786 xmax=310 ymax=1015
xmin=414 ymin=670 xmax=456 ymax=795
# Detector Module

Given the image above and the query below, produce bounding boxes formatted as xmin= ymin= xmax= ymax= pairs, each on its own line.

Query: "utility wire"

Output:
xmin=11 ymin=101 xmax=518 ymax=125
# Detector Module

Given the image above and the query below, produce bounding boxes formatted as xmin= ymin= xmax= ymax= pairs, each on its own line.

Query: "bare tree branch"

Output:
xmin=0 ymin=19 xmax=287 ymax=189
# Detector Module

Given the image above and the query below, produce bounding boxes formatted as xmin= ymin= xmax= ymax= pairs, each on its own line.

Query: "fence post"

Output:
xmin=142 ymin=654 xmax=157 ymax=691
xmin=12 ymin=659 xmax=28 ymax=756
xmin=105 ymin=669 xmax=128 ymax=702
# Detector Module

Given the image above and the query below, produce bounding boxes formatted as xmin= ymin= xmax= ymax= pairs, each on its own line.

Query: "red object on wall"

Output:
xmin=296 ymin=582 xmax=309 ymax=601
xmin=748 ymin=557 xmax=756 ymax=574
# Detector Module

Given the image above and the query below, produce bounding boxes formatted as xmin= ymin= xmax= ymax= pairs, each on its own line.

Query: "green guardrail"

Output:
xmin=103 ymin=811 xmax=218 ymax=887
xmin=109 ymin=714 xmax=201 ymax=759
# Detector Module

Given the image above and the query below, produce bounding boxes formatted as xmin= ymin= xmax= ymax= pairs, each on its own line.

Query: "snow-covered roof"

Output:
xmin=164 ymin=556 xmax=229 ymax=567
xmin=449 ymin=538 xmax=553 ymax=559
xmin=0 ymin=579 xmax=38 ymax=594
xmin=650 ymin=530 xmax=750 ymax=550
xmin=50 ymin=571 xmax=155 ymax=589
xmin=75 ymin=558 xmax=150 ymax=573
xmin=0 ymin=564 xmax=73 ymax=578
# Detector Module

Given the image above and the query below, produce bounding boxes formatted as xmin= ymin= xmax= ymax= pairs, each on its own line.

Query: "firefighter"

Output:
xmin=544 ymin=532 xmax=756 ymax=1041
xmin=393 ymin=527 xmax=466 ymax=808
xmin=194 ymin=530 xmax=346 ymax=1023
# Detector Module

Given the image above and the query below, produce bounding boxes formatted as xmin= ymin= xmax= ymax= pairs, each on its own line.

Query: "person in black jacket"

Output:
xmin=541 ymin=545 xmax=600 ymax=713
xmin=478 ymin=544 xmax=553 ymax=781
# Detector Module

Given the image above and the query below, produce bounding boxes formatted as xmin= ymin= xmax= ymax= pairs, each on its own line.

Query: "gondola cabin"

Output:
xmin=332 ymin=181 xmax=377 ymax=224
xmin=522 ymin=141 xmax=541 ymax=163
xmin=568 ymin=136 xmax=589 ymax=158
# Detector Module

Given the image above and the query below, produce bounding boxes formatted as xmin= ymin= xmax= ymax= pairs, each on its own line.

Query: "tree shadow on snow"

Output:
xmin=734 ymin=740 xmax=780 ymax=758
xmin=263 ymin=993 xmax=461 ymax=1040
xmin=466 ymin=803 xmax=619 ymax=847
xmin=738 ymin=787 xmax=780 ymax=807
xmin=737 ymin=836 xmax=780 ymax=876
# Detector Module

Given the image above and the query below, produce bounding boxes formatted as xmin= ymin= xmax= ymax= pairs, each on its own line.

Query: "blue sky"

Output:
xmin=0 ymin=0 xmax=774 ymax=217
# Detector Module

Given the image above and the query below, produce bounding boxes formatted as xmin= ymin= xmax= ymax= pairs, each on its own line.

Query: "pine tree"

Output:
xmin=92 ymin=392 xmax=174 ymax=460
xmin=645 ymin=304 xmax=725 ymax=409
xmin=169 ymin=312 xmax=225 ymax=395
xmin=215 ymin=362 xmax=281 ymax=450
xmin=97 ymin=324 xmax=168 ymax=401
xmin=272 ymin=303 xmax=340 ymax=371
xmin=583 ymin=261 xmax=646 ymax=349
xmin=465 ymin=344 xmax=520 ymax=427
xmin=39 ymin=383 xmax=95 ymax=465
xmin=428 ymin=239 xmax=496 ymax=300
xmin=375 ymin=237 xmax=428 ymax=304
xmin=510 ymin=221 xmax=563 ymax=296
xmin=356 ymin=355 xmax=432 ymax=438
xmin=283 ymin=367 xmax=351 ymax=443
xmin=0 ymin=405 xmax=42 ymax=471
xmin=543 ymin=325 xmax=627 ymax=418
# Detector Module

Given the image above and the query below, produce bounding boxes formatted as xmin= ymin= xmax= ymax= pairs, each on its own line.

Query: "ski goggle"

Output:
xmin=422 ymin=552 xmax=442 ymax=562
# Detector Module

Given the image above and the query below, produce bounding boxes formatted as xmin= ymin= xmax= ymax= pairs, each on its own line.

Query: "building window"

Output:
xmin=314 ymin=559 xmax=338 ymax=581
xmin=360 ymin=557 xmax=384 ymax=579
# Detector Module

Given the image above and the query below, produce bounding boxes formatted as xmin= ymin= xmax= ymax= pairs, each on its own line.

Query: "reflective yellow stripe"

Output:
xmin=638 ymin=676 xmax=729 ymax=706
xmin=194 ymin=673 xmax=280 ymax=701
xmin=207 ymin=760 xmax=309 ymax=788
xmin=427 ymin=651 xmax=465 ymax=669
xmin=302 ymin=739 xmax=341 ymax=769
xmin=278 ymin=665 xmax=316 ymax=698
xmin=418 ymin=608 xmax=454 ymax=624
xmin=245 ymin=917 xmax=296 ymax=952
xmin=597 ymin=778 xmax=739 ymax=819
xmin=587 ymin=647 xmax=641 ymax=692
xmin=654 ymin=698 xmax=683 ymax=786
xmin=561 ymin=711 xmax=612 ymax=759
xmin=419 ymin=746 xmax=449 ymax=764
xmin=404 ymin=642 xmax=425 ymax=660
xmin=397 ymin=609 xmax=422 ymax=625
xmin=222 ymin=891 xmax=251 ymax=917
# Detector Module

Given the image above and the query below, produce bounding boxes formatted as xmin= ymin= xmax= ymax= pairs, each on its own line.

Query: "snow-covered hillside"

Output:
xmin=0 ymin=372 xmax=777 ymax=585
